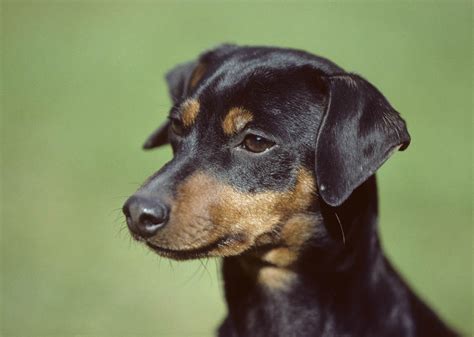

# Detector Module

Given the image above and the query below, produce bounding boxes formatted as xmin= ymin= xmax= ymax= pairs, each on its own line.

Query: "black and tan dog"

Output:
xmin=123 ymin=44 xmax=457 ymax=337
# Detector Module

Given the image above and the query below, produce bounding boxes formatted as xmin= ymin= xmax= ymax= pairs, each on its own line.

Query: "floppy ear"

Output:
xmin=165 ymin=60 xmax=200 ymax=105
xmin=143 ymin=44 xmax=238 ymax=150
xmin=142 ymin=121 xmax=171 ymax=150
xmin=315 ymin=74 xmax=410 ymax=207
xmin=143 ymin=60 xmax=199 ymax=150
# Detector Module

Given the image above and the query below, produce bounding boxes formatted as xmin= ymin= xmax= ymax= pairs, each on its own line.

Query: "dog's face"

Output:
xmin=123 ymin=45 xmax=410 ymax=263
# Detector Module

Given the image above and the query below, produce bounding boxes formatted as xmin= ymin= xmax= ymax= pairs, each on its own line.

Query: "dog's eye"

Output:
xmin=241 ymin=134 xmax=275 ymax=153
xmin=170 ymin=118 xmax=185 ymax=137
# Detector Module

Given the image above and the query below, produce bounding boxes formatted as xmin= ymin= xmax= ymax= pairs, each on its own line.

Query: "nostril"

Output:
xmin=141 ymin=211 xmax=164 ymax=226
xmin=122 ymin=202 xmax=132 ymax=224
xmin=136 ymin=205 xmax=169 ymax=238
xmin=139 ymin=212 xmax=166 ymax=231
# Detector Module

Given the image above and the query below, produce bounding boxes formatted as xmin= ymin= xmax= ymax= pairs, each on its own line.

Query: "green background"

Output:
xmin=1 ymin=1 xmax=472 ymax=336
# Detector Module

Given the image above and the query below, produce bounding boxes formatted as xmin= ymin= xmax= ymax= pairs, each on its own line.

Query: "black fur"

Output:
xmin=128 ymin=44 xmax=457 ymax=337
xmin=219 ymin=177 xmax=456 ymax=337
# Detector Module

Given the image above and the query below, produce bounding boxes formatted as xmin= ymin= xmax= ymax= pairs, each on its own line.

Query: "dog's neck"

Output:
xmin=220 ymin=177 xmax=413 ymax=337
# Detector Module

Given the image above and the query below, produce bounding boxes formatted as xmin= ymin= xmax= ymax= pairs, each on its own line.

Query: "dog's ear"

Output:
xmin=164 ymin=43 xmax=237 ymax=104
xmin=142 ymin=120 xmax=171 ymax=150
xmin=315 ymin=73 xmax=410 ymax=207
xmin=143 ymin=44 xmax=239 ymax=150
xmin=143 ymin=60 xmax=201 ymax=150
xmin=165 ymin=60 xmax=202 ymax=105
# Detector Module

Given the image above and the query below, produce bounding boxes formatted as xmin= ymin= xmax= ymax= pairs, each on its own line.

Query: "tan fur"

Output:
xmin=189 ymin=63 xmax=206 ymax=89
xmin=148 ymin=169 xmax=317 ymax=258
xmin=256 ymin=214 xmax=320 ymax=290
xmin=146 ymin=168 xmax=320 ymax=291
xmin=222 ymin=107 xmax=254 ymax=135
xmin=258 ymin=267 xmax=297 ymax=291
xmin=181 ymin=99 xmax=200 ymax=128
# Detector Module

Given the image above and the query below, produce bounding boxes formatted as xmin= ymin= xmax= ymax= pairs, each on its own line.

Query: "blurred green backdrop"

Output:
xmin=1 ymin=1 xmax=472 ymax=336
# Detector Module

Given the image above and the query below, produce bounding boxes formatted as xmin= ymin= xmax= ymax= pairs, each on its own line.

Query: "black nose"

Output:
xmin=122 ymin=196 xmax=169 ymax=238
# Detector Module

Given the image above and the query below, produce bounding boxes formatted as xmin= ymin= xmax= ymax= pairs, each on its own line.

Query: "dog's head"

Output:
xmin=123 ymin=45 xmax=410 ymax=264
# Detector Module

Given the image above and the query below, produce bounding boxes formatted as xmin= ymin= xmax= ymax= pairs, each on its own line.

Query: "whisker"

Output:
xmin=168 ymin=259 xmax=175 ymax=271
xmin=199 ymin=258 xmax=212 ymax=284
xmin=118 ymin=224 xmax=129 ymax=235
xmin=180 ymin=261 xmax=203 ymax=287
xmin=214 ymin=259 xmax=221 ymax=283
xmin=334 ymin=212 xmax=346 ymax=245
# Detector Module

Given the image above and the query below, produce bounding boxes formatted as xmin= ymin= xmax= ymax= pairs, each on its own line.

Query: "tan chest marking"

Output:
xmin=258 ymin=266 xmax=298 ymax=291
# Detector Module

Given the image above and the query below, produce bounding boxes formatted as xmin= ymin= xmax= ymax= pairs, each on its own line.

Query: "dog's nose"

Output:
xmin=122 ymin=196 xmax=169 ymax=238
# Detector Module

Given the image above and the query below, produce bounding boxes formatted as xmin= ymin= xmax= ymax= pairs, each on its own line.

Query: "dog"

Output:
xmin=123 ymin=44 xmax=458 ymax=337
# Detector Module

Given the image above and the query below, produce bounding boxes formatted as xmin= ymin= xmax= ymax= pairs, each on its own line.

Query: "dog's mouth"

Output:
xmin=144 ymin=235 xmax=246 ymax=260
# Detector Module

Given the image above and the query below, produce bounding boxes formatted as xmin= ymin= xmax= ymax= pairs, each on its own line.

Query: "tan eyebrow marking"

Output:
xmin=181 ymin=99 xmax=200 ymax=128
xmin=222 ymin=107 xmax=254 ymax=135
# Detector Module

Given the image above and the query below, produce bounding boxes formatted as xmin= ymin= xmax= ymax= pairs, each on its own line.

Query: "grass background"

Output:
xmin=1 ymin=1 xmax=472 ymax=336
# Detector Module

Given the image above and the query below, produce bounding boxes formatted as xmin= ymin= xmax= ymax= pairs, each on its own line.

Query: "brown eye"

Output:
xmin=241 ymin=134 xmax=275 ymax=153
xmin=170 ymin=118 xmax=185 ymax=136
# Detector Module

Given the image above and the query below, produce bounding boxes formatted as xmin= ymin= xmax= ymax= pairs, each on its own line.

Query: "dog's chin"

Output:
xmin=144 ymin=235 xmax=250 ymax=261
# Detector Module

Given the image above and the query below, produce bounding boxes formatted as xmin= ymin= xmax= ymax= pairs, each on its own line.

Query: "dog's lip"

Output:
xmin=145 ymin=236 xmax=229 ymax=259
